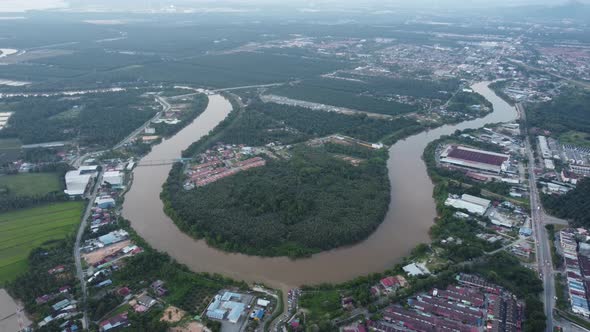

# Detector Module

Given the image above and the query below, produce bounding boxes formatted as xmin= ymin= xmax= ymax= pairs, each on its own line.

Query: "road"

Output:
xmin=168 ymin=83 xmax=285 ymax=100
xmin=112 ymin=95 xmax=169 ymax=150
xmin=520 ymin=102 xmax=555 ymax=332
xmin=73 ymin=170 xmax=104 ymax=330
xmin=69 ymin=95 xmax=169 ymax=168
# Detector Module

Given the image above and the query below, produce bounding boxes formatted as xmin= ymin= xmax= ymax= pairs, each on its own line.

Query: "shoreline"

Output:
xmin=121 ymin=81 xmax=516 ymax=290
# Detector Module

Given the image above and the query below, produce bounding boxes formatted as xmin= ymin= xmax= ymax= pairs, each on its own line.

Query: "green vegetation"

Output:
xmin=6 ymin=238 xmax=78 ymax=325
xmin=216 ymin=101 xmax=421 ymax=146
xmin=269 ymin=78 xmax=432 ymax=116
xmin=164 ymin=146 xmax=390 ymax=258
xmin=559 ymin=130 xmax=590 ymax=148
xmin=489 ymin=80 xmax=515 ymax=105
xmin=0 ymin=138 xmax=22 ymax=164
xmin=543 ymin=178 xmax=590 ymax=227
xmin=546 ymin=224 xmax=563 ymax=269
xmin=554 ymin=274 xmax=569 ymax=311
xmin=446 ymin=91 xmax=492 ymax=114
xmin=526 ymin=88 xmax=590 ymax=135
xmin=556 ymin=309 xmax=590 ymax=330
xmin=0 ymin=172 xmax=61 ymax=196
xmin=0 ymin=164 xmax=71 ymax=213
xmin=0 ymin=91 xmax=157 ymax=147
xmin=473 ymin=252 xmax=546 ymax=332
xmin=0 ymin=202 xmax=84 ymax=283
xmin=152 ymin=93 xmax=209 ymax=137
xmin=264 ymin=290 xmax=284 ymax=332
xmin=89 ymin=219 xmax=247 ymax=330
xmin=299 ymin=290 xmax=343 ymax=322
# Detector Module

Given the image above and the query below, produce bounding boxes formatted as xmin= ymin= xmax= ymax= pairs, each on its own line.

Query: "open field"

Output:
xmin=0 ymin=138 xmax=21 ymax=164
xmin=0 ymin=172 xmax=61 ymax=196
xmin=0 ymin=202 xmax=84 ymax=283
xmin=82 ymin=239 xmax=131 ymax=265
xmin=559 ymin=130 xmax=590 ymax=148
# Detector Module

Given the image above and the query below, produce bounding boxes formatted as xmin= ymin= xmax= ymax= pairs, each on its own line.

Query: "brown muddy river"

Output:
xmin=122 ymin=82 xmax=517 ymax=289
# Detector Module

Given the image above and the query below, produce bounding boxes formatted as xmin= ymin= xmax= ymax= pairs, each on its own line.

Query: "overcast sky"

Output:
xmin=0 ymin=0 xmax=586 ymax=12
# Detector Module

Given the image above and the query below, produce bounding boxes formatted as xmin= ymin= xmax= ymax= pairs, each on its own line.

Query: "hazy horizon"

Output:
xmin=1 ymin=0 xmax=588 ymax=13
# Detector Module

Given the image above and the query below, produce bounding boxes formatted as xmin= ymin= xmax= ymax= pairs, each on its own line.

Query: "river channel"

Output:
xmin=122 ymin=82 xmax=517 ymax=289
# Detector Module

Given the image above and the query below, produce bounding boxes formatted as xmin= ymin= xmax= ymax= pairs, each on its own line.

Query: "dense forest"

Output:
xmin=0 ymin=91 xmax=157 ymax=147
xmin=163 ymin=146 xmax=390 ymax=257
xmin=217 ymin=102 xmax=421 ymax=146
xmin=184 ymin=101 xmax=421 ymax=159
xmin=269 ymin=78 xmax=420 ymax=116
xmin=542 ymin=178 xmax=590 ymax=226
xmin=526 ymin=89 xmax=590 ymax=135
xmin=446 ymin=91 xmax=493 ymax=114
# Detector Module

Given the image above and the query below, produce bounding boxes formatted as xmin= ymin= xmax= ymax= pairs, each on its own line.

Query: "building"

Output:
xmin=99 ymin=313 xmax=129 ymax=332
xmin=444 ymin=194 xmax=491 ymax=216
xmin=544 ymin=159 xmax=555 ymax=170
xmin=489 ymin=210 xmax=516 ymax=228
xmin=403 ymin=262 xmax=431 ymax=276
xmin=102 ymin=171 xmax=124 ymax=188
xmin=256 ymin=299 xmax=270 ymax=307
xmin=440 ymin=145 xmax=510 ymax=174
xmin=98 ymin=229 xmax=129 ymax=246
xmin=538 ymin=136 xmax=552 ymax=159
xmin=137 ymin=294 xmax=157 ymax=308
xmin=95 ymin=196 xmax=116 ymax=209
xmin=64 ymin=166 xmax=98 ymax=197
xmin=206 ymin=292 xmax=246 ymax=324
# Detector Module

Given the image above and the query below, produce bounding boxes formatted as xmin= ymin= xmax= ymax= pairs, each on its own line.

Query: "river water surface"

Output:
xmin=122 ymin=82 xmax=517 ymax=289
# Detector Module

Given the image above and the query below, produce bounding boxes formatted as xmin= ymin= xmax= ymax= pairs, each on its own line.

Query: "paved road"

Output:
xmin=73 ymin=171 xmax=103 ymax=330
xmin=69 ymin=95 xmax=169 ymax=168
xmin=112 ymin=95 xmax=168 ymax=150
xmin=168 ymin=83 xmax=285 ymax=100
xmin=520 ymin=102 xmax=555 ymax=332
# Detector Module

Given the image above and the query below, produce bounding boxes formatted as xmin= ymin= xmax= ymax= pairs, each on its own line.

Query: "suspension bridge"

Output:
xmin=136 ymin=158 xmax=193 ymax=167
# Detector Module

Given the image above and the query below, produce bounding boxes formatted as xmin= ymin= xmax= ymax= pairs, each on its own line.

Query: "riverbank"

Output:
xmin=121 ymin=81 xmax=516 ymax=290
xmin=0 ymin=288 xmax=31 ymax=331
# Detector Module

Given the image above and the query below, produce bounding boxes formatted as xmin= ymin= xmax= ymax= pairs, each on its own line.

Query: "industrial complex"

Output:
xmin=440 ymin=145 xmax=510 ymax=174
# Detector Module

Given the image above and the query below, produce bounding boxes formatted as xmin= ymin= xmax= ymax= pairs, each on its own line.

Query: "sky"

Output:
xmin=0 ymin=0 xmax=586 ymax=12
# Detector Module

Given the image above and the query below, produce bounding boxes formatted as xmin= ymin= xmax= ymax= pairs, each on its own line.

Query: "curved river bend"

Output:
xmin=122 ymin=82 xmax=517 ymax=289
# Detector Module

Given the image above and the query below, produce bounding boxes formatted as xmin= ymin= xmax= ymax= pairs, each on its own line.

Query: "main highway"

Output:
xmin=73 ymin=170 xmax=104 ymax=330
xmin=520 ymin=102 xmax=556 ymax=332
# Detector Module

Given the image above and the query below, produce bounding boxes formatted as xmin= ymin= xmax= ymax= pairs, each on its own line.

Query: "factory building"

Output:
xmin=102 ymin=171 xmax=124 ymax=188
xmin=440 ymin=145 xmax=510 ymax=174
xmin=206 ymin=292 xmax=246 ymax=324
xmin=64 ymin=166 xmax=98 ymax=197
xmin=444 ymin=194 xmax=491 ymax=216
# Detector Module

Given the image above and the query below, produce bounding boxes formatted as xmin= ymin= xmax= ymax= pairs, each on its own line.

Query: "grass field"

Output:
xmin=0 ymin=138 xmax=21 ymax=164
xmin=559 ymin=130 xmax=590 ymax=148
xmin=0 ymin=172 xmax=61 ymax=196
xmin=0 ymin=202 xmax=84 ymax=283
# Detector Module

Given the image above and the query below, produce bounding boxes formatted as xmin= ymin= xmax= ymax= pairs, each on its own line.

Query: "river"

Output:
xmin=0 ymin=288 xmax=31 ymax=332
xmin=122 ymin=82 xmax=517 ymax=289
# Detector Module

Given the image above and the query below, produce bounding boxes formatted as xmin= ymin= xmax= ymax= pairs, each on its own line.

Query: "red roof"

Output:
xmin=448 ymin=146 xmax=508 ymax=166
xmin=380 ymin=276 xmax=400 ymax=288
xmin=117 ymin=287 xmax=131 ymax=296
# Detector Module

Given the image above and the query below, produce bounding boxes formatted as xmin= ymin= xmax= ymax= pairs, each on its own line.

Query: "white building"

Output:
xmin=403 ymin=262 xmax=431 ymax=277
xmin=102 ymin=171 xmax=124 ymax=188
xmin=538 ymin=136 xmax=552 ymax=159
xmin=64 ymin=167 xmax=97 ymax=197
xmin=444 ymin=194 xmax=491 ymax=216
xmin=544 ymin=159 xmax=555 ymax=170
